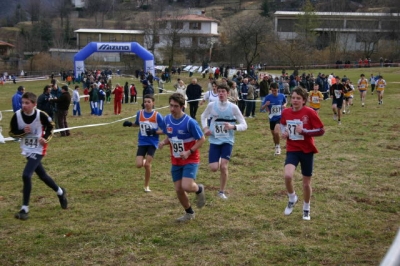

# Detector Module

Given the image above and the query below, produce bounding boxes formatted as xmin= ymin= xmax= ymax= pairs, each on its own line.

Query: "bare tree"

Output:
xmin=229 ymin=14 xmax=271 ymax=72
xmin=26 ymin=0 xmax=41 ymax=23
xmin=51 ymin=0 xmax=73 ymax=28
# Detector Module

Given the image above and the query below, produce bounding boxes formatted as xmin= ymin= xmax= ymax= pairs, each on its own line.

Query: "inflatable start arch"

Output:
xmin=74 ymin=42 xmax=155 ymax=79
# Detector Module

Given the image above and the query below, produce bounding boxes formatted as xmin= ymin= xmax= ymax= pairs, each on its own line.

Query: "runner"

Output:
xmin=261 ymin=82 xmax=287 ymax=155
xmin=159 ymin=93 xmax=206 ymax=222
xmin=280 ymin=87 xmax=325 ymax=221
xmin=375 ymin=75 xmax=386 ymax=105
xmin=357 ymin=74 xmax=368 ymax=107
xmin=200 ymin=83 xmax=247 ymax=199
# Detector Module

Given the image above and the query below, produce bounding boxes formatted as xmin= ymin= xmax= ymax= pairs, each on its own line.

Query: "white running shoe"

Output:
xmin=196 ymin=184 xmax=206 ymax=208
xmin=176 ymin=212 xmax=195 ymax=222
xmin=284 ymin=195 xmax=298 ymax=215
xmin=342 ymin=110 xmax=346 ymax=114
xmin=144 ymin=187 xmax=151 ymax=192
xmin=275 ymin=146 xmax=281 ymax=155
xmin=217 ymin=192 xmax=228 ymax=199
xmin=338 ymin=121 xmax=341 ymax=125
xmin=333 ymin=114 xmax=337 ymax=121
xmin=362 ymin=103 xmax=365 ymax=107
xmin=303 ymin=210 xmax=311 ymax=221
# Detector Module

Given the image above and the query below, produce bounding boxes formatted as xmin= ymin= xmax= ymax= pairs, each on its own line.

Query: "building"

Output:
xmin=74 ymin=29 xmax=145 ymax=50
xmin=150 ymin=12 xmax=220 ymax=62
xmin=0 ymin=41 xmax=15 ymax=57
xmin=71 ymin=0 xmax=86 ymax=9
xmin=274 ymin=11 xmax=400 ymax=52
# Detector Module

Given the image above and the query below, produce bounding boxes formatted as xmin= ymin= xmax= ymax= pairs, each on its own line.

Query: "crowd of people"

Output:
xmin=8 ymin=65 xmax=389 ymax=222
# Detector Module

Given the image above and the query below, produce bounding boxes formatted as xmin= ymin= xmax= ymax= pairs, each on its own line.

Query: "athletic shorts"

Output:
xmin=209 ymin=143 xmax=233 ymax=163
xmin=285 ymin=151 xmax=314 ymax=177
xmin=136 ymin=145 xmax=157 ymax=157
xmin=332 ymin=98 xmax=343 ymax=109
xmin=269 ymin=119 xmax=281 ymax=131
xmin=171 ymin=163 xmax=199 ymax=182
xmin=344 ymin=96 xmax=351 ymax=101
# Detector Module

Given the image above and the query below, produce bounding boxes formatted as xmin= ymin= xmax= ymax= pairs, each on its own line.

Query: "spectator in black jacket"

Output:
xmin=37 ymin=85 xmax=53 ymax=118
xmin=51 ymin=86 xmax=71 ymax=136
xmin=186 ymin=78 xmax=202 ymax=119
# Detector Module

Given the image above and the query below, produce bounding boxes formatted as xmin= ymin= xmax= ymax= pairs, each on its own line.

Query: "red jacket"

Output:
xmin=112 ymin=86 xmax=124 ymax=101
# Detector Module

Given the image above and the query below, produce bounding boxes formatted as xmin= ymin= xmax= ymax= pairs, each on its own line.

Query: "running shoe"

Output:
xmin=303 ymin=210 xmax=311 ymax=221
xmin=196 ymin=184 xmax=206 ymax=208
xmin=144 ymin=187 xmax=151 ymax=192
xmin=284 ymin=195 xmax=298 ymax=215
xmin=15 ymin=209 xmax=29 ymax=220
xmin=333 ymin=114 xmax=337 ymax=120
xmin=275 ymin=146 xmax=281 ymax=155
xmin=176 ymin=212 xmax=195 ymax=222
xmin=217 ymin=191 xmax=228 ymax=199
xmin=58 ymin=187 xmax=68 ymax=209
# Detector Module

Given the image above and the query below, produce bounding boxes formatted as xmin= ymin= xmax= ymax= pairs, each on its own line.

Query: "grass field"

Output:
xmin=0 ymin=67 xmax=399 ymax=265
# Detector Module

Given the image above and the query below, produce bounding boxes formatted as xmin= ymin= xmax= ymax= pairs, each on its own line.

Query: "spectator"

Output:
xmin=51 ymin=85 xmax=71 ymax=136
xmin=12 ymin=86 xmax=25 ymax=112
xmin=112 ymin=83 xmax=124 ymax=115
xmin=186 ymin=78 xmax=202 ymax=119
xmin=37 ymin=85 xmax=53 ymax=118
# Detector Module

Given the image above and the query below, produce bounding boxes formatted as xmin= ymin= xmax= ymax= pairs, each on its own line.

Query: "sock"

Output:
xmin=218 ymin=190 xmax=224 ymax=194
xmin=196 ymin=185 xmax=203 ymax=195
xmin=288 ymin=192 xmax=296 ymax=202
xmin=21 ymin=205 xmax=29 ymax=213
xmin=57 ymin=187 xmax=63 ymax=196
xmin=185 ymin=206 xmax=194 ymax=214
xmin=303 ymin=202 xmax=310 ymax=211
xmin=276 ymin=144 xmax=280 ymax=148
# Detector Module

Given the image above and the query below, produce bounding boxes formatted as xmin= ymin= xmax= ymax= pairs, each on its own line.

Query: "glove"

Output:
xmin=145 ymin=128 xmax=157 ymax=136
xmin=123 ymin=121 xmax=133 ymax=127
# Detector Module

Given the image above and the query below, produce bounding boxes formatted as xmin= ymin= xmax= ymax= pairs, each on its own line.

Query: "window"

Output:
xmin=189 ymin=22 xmax=201 ymax=30
xmin=172 ymin=22 xmax=184 ymax=30
xmin=277 ymin=19 xmax=296 ymax=32
xmin=199 ymin=37 xmax=207 ymax=45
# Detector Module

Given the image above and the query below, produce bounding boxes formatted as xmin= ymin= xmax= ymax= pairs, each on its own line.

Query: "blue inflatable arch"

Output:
xmin=74 ymin=42 xmax=155 ymax=79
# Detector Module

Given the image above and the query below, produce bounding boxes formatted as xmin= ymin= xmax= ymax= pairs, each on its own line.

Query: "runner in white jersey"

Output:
xmin=9 ymin=92 xmax=68 ymax=220
xmin=200 ymin=83 xmax=247 ymax=199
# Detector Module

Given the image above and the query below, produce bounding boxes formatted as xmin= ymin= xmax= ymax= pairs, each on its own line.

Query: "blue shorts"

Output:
xmin=209 ymin=143 xmax=233 ymax=163
xmin=171 ymin=163 xmax=199 ymax=182
xmin=284 ymin=151 xmax=314 ymax=177
xmin=136 ymin=145 xmax=157 ymax=157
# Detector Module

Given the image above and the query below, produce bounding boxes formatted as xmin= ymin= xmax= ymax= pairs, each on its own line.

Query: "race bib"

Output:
xmin=214 ymin=122 xmax=229 ymax=138
xmin=312 ymin=96 xmax=319 ymax=103
xmin=287 ymin=120 xmax=304 ymax=140
xmin=269 ymin=105 xmax=282 ymax=119
xmin=170 ymin=137 xmax=184 ymax=158
xmin=334 ymin=90 xmax=342 ymax=99
xmin=23 ymin=136 xmax=39 ymax=149
xmin=139 ymin=122 xmax=152 ymax=136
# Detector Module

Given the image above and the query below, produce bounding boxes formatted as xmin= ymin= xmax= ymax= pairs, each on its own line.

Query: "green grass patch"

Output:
xmin=0 ymin=67 xmax=399 ymax=265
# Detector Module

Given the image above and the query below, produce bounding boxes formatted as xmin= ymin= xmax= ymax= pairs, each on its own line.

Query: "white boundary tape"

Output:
xmin=1 ymin=95 xmax=207 ymax=143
